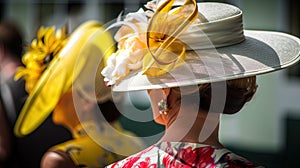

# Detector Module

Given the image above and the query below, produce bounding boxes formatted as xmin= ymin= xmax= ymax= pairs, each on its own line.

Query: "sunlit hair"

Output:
xmin=169 ymin=76 xmax=257 ymax=114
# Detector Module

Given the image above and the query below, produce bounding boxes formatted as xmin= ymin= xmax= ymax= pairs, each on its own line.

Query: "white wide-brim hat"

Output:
xmin=102 ymin=1 xmax=300 ymax=92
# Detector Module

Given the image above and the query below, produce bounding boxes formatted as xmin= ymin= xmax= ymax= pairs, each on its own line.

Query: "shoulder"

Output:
xmin=49 ymin=137 xmax=103 ymax=157
xmin=50 ymin=137 xmax=127 ymax=167
xmin=217 ymin=150 xmax=264 ymax=168
xmin=41 ymin=150 xmax=76 ymax=168
xmin=106 ymin=145 xmax=157 ymax=168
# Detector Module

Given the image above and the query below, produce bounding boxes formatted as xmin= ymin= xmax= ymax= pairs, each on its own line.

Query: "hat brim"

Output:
xmin=112 ymin=30 xmax=300 ymax=92
xmin=14 ymin=22 xmax=114 ymax=137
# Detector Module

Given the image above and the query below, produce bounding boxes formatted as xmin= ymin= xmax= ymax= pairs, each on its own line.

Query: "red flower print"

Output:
xmin=165 ymin=142 xmax=174 ymax=156
xmin=136 ymin=157 xmax=157 ymax=168
xmin=111 ymin=145 xmax=156 ymax=168
xmin=163 ymin=146 xmax=215 ymax=168
xmin=111 ymin=156 xmax=141 ymax=168
xmin=226 ymin=155 xmax=257 ymax=168
xmin=162 ymin=155 xmax=172 ymax=167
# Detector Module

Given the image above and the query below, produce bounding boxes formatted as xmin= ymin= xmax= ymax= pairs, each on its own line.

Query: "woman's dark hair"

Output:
xmin=199 ymin=76 xmax=257 ymax=114
xmin=170 ymin=76 xmax=257 ymax=114
xmin=0 ymin=21 xmax=23 ymax=59
xmin=98 ymin=100 xmax=121 ymax=122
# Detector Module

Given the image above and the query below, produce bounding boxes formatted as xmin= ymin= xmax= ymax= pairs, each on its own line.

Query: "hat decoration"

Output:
xmin=102 ymin=0 xmax=300 ymax=92
xmin=102 ymin=0 xmax=198 ymax=85
xmin=15 ymin=26 xmax=68 ymax=93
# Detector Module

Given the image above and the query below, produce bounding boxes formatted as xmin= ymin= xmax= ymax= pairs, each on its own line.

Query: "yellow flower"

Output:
xmin=15 ymin=25 xmax=68 ymax=93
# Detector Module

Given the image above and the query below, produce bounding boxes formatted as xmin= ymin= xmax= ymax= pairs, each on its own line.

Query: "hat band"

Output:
xmin=179 ymin=11 xmax=245 ymax=50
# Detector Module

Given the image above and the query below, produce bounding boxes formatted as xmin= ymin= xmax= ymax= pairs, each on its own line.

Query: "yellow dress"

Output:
xmin=50 ymin=121 xmax=145 ymax=168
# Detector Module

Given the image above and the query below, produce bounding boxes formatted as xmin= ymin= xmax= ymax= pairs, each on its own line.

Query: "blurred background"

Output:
xmin=1 ymin=0 xmax=299 ymax=167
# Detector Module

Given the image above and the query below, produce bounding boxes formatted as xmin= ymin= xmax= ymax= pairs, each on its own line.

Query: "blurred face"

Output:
xmin=52 ymin=89 xmax=94 ymax=128
xmin=52 ymin=90 xmax=77 ymax=126
xmin=147 ymin=89 xmax=166 ymax=125
xmin=53 ymin=89 xmax=97 ymax=129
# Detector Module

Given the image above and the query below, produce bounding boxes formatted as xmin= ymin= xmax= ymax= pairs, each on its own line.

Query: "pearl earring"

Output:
xmin=158 ymin=99 xmax=168 ymax=115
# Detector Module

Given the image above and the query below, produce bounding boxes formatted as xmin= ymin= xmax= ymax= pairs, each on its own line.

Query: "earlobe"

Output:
xmin=162 ymin=88 xmax=171 ymax=99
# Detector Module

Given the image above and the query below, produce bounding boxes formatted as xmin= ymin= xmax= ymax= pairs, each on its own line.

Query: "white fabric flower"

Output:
xmin=101 ymin=7 xmax=153 ymax=86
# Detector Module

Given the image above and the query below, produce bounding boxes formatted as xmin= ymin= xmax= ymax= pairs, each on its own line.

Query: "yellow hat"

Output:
xmin=14 ymin=21 xmax=115 ymax=137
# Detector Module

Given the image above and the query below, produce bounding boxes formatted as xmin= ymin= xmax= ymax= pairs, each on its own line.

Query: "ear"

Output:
xmin=147 ymin=89 xmax=152 ymax=95
xmin=162 ymin=88 xmax=171 ymax=99
xmin=82 ymin=100 xmax=96 ymax=112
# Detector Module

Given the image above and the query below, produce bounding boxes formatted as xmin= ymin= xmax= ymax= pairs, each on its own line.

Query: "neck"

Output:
xmin=160 ymin=107 xmax=223 ymax=147
xmin=52 ymin=112 xmax=81 ymax=134
xmin=64 ymin=121 xmax=80 ymax=132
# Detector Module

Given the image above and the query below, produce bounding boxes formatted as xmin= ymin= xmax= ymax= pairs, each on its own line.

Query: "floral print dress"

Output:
xmin=106 ymin=142 xmax=264 ymax=168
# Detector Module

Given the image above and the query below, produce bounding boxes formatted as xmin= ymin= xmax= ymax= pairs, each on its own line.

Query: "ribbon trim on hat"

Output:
xmin=143 ymin=0 xmax=198 ymax=76
xmin=14 ymin=26 xmax=68 ymax=93
xmin=101 ymin=0 xmax=198 ymax=86
xmin=101 ymin=0 xmax=247 ymax=86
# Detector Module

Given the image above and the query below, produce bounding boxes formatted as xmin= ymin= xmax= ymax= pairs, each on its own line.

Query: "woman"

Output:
xmin=14 ymin=21 xmax=145 ymax=168
xmin=0 ymin=20 xmax=24 ymax=166
xmin=0 ymin=21 xmax=69 ymax=168
xmin=101 ymin=0 xmax=300 ymax=167
xmin=41 ymin=89 xmax=143 ymax=168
